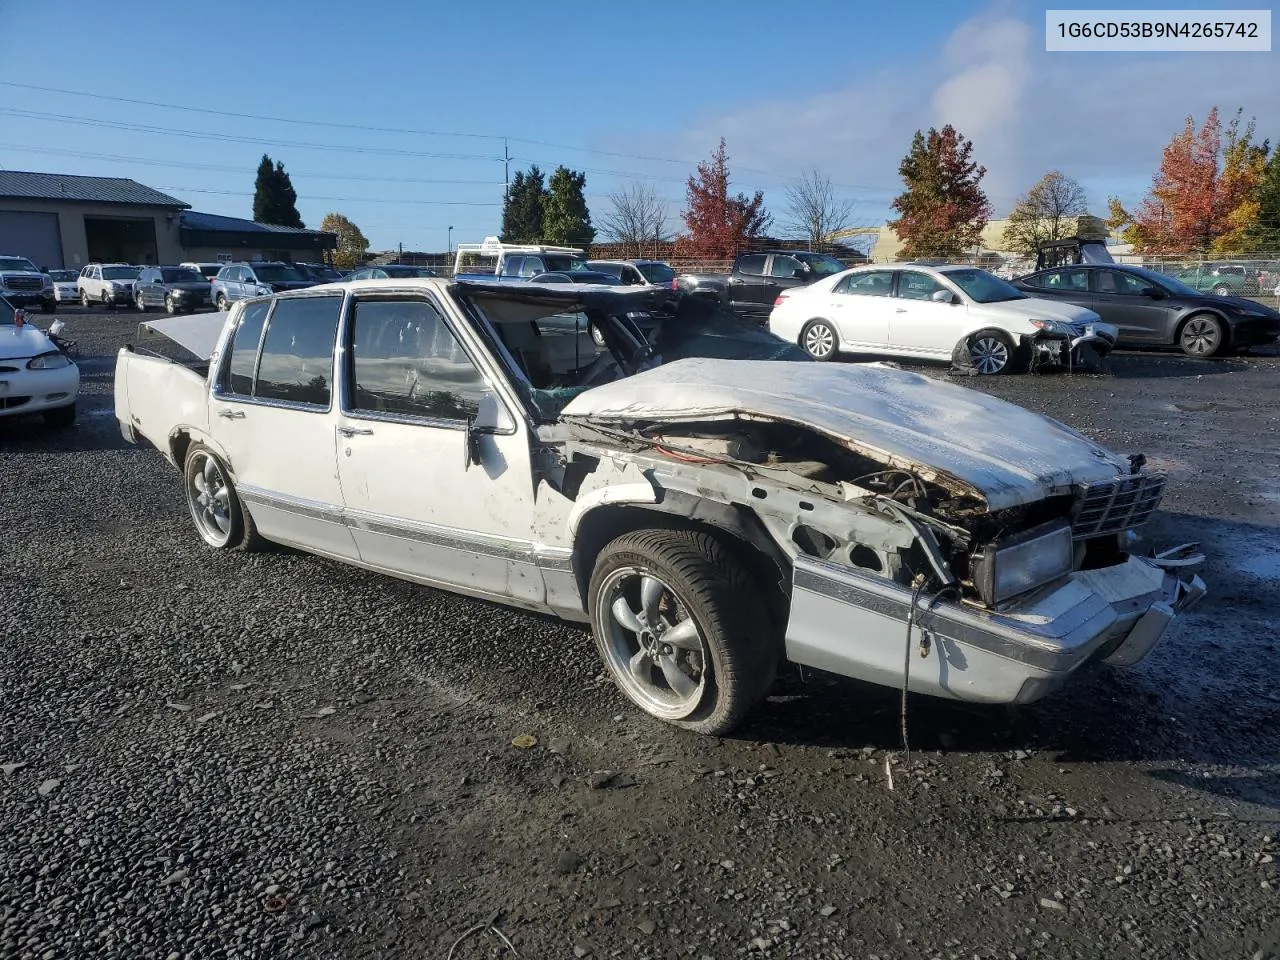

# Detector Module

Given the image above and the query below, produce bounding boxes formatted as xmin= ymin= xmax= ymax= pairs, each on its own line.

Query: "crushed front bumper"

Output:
xmin=785 ymin=553 xmax=1206 ymax=704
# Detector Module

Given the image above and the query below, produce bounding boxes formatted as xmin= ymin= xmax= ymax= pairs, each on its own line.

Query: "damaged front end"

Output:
xmin=952 ymin=320 xmax=1118 ymax=376
xmin=554 ymin=358 xmax=1205 ymax=706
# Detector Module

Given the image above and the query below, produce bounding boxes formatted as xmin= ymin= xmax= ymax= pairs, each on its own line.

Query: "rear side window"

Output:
xmin=737 ymin=254 xmax=767 ymax=276
xmin=253 ymin=296 xmax=343 ymax=407
xmin=222 ymin=300 xmax=271 ymax=395
xmin=346 ymin=298 xmax=488 ymax=422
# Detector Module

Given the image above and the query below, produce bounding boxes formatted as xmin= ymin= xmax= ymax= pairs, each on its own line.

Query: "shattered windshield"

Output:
xmin=461 ymin=295 xmax=809 ymax=422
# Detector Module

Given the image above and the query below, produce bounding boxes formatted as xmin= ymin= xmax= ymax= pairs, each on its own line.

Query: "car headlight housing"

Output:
xmin=28 ymin=351 xmax=72 ymax=370
xmin=971 ymin=520 xmax=1073 ymax=607
xmin=1030 ymin=319 xmax=1074 ymax=335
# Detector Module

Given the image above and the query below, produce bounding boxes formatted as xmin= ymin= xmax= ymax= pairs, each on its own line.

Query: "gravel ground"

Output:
xmin=2 ymin=307 xmax=1278 ymax=960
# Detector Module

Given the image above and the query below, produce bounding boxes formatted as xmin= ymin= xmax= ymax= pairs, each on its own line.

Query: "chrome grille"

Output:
xmin=1072 ymin=473 xmax=1166 ymax=540
xmin=4 ymin=276 xmax=43 ymax=291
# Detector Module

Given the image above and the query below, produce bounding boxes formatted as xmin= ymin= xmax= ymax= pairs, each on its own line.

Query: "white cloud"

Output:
xmin=615 ymin=9 xmax=1280 ymax=220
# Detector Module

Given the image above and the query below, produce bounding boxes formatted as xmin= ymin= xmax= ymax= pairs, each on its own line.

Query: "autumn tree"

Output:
xmin=253 ymin=154 xmax=304 ymax=228
xmin=500 ymin=166 xmax=546 ymax=243
xmin=1243 ymin=150 xmax=1280 ymax=252
xmin=784 ymin=168 xmax=858 ymax=248
xmin=1129 ymin=108 xmax=1267 ymax=254
xmin=319 ymin=212 xmax=369 ymax=268
xmin=601 ymin=182 xmax=669 ymax=257
xmin=681 ymin=138 xmax=771 ymax=259
xmin=542 ymin=166 xmax=596 ymax=248
xmin=1001 ymin=171 xmax=1088 ymax=255
xmin=889 ymin=125 xmax=991 ymax=259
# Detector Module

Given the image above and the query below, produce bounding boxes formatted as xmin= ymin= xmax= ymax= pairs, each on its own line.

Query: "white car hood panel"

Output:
xmin=138 ymin=312 xmax=230 ymax=360
xmin=561 ymin=358 xmax=1128 ymax=510
xmin=979 ymin=297 xmax=1100 ymax=325
xmin=0 ymin=323 xmax=57 ymax=361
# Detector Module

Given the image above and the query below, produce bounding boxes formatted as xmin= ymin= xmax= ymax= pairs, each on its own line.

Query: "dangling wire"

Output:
xmin=900 ymin=580 xmax=961 ymax=766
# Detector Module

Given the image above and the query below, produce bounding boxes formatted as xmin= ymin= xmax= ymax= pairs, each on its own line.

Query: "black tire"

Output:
xmin=101 ymin=290 xmax=114 ymax=311
xmin=800 ymin=319 xmax=838 ymax=361
xmin=165 ymin=294 xmax=178 ymax=315
xmin=183 ymin=443 xmax=263 ymax=552
xmin=588 ymin=528 xmax=778 ymax=735
xmin=136 ymin=292 xmax=149 ymax=312
xmin=967 ymin=328 xmax=1022 ymax=375
xmin=215 ymin=293 xmax=229 ymax=311
xmin=590 ymin=322 xmax=606 ymax=347
xmin=80 ymin=290 xmax=89 ymax=308
xmin=1177 ymin=313 xmax=1227 ymax=357
xmin=43 ymin=403 xmax=76 ymax=428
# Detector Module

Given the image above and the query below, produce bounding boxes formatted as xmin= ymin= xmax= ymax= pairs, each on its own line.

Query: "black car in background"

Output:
xmin=293 ymin=263 xmax=344 ymax=282
xmin=1013 ymin=263 xmax=1280 ymax=357
xmin=346 ymin=265 xmax=442 ymax=280
xmin=134 ymin=266 xmax=212 ymax=314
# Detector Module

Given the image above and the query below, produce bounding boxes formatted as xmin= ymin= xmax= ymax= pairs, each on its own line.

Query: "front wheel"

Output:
xmin=967 ymin=329 xmax=1018 ymax=374
xmin=588 ymin=528 xmax=777 ymax=735
xmin=80 ymin=290 xmax=89 ymax=308
xmin=165 ymin=294 xmax=177 ymax=314
xmin=183 ymin=444 xmax=262 ymax=551
xmin=1179 ymin=313 xmax=1226 ymax=357
xmin=1212 ymin=284 xmax=1231 ymax=297
xmin=136 ymin=292 xmax=148 ymax=312
xmin=800 ymin=319 xmax=838 ymax=360
xmin=215 ymin=293 xmax=228 ymax=311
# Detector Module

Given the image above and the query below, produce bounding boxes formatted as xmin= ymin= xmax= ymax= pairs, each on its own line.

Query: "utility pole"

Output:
xmin=398 ymin=242 xmax=402 ymax=265
xmin=503 ymin=138 xmax=510 ymax=202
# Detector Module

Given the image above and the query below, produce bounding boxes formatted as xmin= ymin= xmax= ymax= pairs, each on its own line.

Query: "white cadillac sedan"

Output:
xmin=0 ymin=305 xmax=79 ymax=427
xmin=768 ymin=263 xmax=1116 ymax=374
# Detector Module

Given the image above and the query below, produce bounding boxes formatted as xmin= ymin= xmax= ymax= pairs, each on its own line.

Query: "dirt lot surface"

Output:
xmin=2 ymin=308 xmax=1278 ymax=960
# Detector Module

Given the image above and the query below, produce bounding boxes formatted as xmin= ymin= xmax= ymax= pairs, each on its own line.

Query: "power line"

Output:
xmin=159 ymin=186 xmax=500 ymax=207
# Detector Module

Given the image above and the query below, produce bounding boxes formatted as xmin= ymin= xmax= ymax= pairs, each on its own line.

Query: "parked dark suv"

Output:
xmin=134 ymin=266 xmax=212 ymax=314
xmin=1013 ymin=263 xmax=1280 ymax=357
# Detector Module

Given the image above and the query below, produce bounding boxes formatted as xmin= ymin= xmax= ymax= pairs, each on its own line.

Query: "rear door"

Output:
xmin=885 ymin=269 xmax=965 ymax=356
xmin=1091 ymin=269 xmax=1170 ymax=343
xmin=827 ymin=269 xmax=896 ymax=348
xmin=726 ymin=254 xmax=769 ymax=312
xmin=210 ymin=294 xmax=357 ymax=558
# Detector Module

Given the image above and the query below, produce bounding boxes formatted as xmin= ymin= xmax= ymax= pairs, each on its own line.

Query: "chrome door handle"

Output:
xmin=338 ymin=426 xmax=374 ymax=437
xmin=217 ymin=409 xmax=245 ymax=419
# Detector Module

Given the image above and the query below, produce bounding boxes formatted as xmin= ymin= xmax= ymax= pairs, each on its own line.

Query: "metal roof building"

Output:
xmin=0 ymin=170 xmax=335 ymax=269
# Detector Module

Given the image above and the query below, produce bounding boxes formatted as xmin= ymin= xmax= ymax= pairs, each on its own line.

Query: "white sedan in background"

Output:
xmin=0 ymin=306 xmax=79 ymax=427
xmin=49 ymin=269 xmax=80 ymax=303
xmin=768 ymin=264 xmax=1115 ymax=374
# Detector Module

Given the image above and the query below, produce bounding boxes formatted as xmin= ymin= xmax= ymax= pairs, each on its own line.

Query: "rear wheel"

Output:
xmin=136 ymin=291 xmax=148 ymax=312
xmin=1212 ymin=284 xmax=1231 ymax=297
xmin=588 ymin=528 xmax=777 ymax=735
xmin=183 ymin=444 xmax=263 ymax=551
xmin=1178 ymin=313 xmax=1226 ymax=357
xmin=800 ymin=319 xmax=837 ymax=361
xmin=215 ymin=292 xmax=228 ymax=311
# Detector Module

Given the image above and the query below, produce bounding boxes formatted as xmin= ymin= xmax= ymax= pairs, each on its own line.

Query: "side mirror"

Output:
xmin=931 ymin=289 xmax=956 ymax=304
xmin=463 ymin=393 xmax=516 ymax=470
xmin=1141 ymin=286 xmax=1165 ymax=299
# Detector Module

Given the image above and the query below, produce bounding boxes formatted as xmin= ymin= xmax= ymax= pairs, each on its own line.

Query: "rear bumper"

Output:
xmin=785 ymin=554 xmax=1205 ymax=704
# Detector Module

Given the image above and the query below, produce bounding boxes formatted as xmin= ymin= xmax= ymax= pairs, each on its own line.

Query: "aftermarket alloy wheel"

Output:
xmin=968 ymin=330 xmax=1016 ymax=374
xmin=800 ymin=319 xmax=837 ymax=360
xmin=1179 ymin=313 xmax=1225 ymax=357
xmin=183 ymin=444 xmax=261 ymax=551
xmin=588 ymin=528 xmax=777 ymax=735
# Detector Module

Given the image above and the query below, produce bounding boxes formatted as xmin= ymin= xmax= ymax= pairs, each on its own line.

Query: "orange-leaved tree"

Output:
xmin=680 ymin=138 xmax=771 ymax=259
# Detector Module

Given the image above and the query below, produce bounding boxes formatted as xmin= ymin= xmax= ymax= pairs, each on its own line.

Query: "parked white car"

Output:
xmin=77 ymin=263 xmax=140 ymax=308
xmin=0 ymin=304 xmax=79 ymax=426
xmin=48 ymin=269 xmax=80 ymax=303
xmin=769 ymin=264 xmax=1116 ymax=373
xmin=113 ymin=279 xmax=1203 ymax=734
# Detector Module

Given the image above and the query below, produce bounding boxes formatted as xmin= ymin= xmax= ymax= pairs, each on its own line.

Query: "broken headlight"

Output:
xmin=972 ymin=520 xmax=1073 ymax=607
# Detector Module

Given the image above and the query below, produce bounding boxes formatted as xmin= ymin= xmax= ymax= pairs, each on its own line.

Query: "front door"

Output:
xmin=886 ymin=269 xmax=964 ymax=357
xmin=210 ymin=294 xmax=358 ymax=559
xmin=768 ymin=254 xmax=809 ymax=302
xmin=727 ymin=254 xmax=770 ymax=312
xmin=333 ymin=292 xmax=543 ymax=605
xmin=1092 ymin=269 xmax=1170 ymax=343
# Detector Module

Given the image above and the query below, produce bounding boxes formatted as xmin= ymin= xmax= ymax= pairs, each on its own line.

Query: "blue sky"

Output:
xmin=2 ymin=0 xmax=1276 ymax=253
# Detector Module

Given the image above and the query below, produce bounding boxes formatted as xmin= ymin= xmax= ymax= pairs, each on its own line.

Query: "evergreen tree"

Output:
xmin=543 ymin=166 xmax=595 ymax=248
xmin=888 ymin=126 xmax=991 ymax=259
xmin=252 ymin=154 xmax=304 ymax=228
xmin=500 ymin=166 xmax=546 ymax=243
xmin=1243 ymin=150 xmax=1280 ymax=252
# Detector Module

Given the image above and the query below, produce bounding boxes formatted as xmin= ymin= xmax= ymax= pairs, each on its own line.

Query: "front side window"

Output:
xmin=737 ymin=254 xmax=767 ymax=276
xmin=346 ymin=298 xmax=487 ymax=421
xmin=897 ymin=271 xmax=948 ymax=301
xmin=770 ymin=256 xmax=802 ymax=278
xmin=253 ymin=296 xmax=343 ymax=407
xmin=221 ymin=300 xmax=271 ymax=395
xmin=795 ymin=253 xmax=846 ymax=276
xmin=1097 ymin=270 xmax=1150 ymax=295
xmin=835 ymin=270 xmax=893 ymax=297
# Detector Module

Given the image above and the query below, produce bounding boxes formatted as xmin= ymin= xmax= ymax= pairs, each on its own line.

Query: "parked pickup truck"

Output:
xmin=679 ymin=250 xmax=849 ymax=320
xmin=114 ymin=280 xmax=1205 ymax=735
xmin=452 ymin=238 xmax=590 ymax=283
